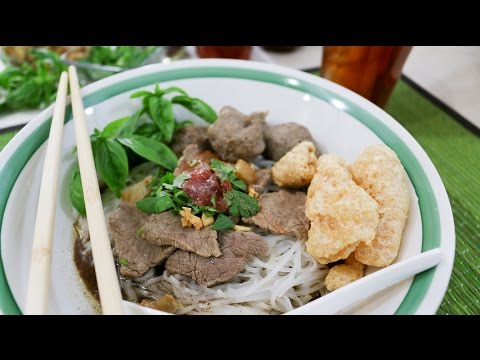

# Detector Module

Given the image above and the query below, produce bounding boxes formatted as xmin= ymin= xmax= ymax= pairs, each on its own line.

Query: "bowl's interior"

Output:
xmin=1 ymin=76 xmax=422 ymax=315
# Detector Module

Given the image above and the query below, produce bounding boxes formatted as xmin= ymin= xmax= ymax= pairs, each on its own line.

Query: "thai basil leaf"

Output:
xmin=163 ymin=86 xmax=188 ymax=96
xmin=101 ymin=116 xmax=129 ymax=138
xmin=172 ymin=95 xmax=217 ymax=123
xmin=94 ymin=138 xmax=129 ymax=197
xmin=134 ymin=123 xmax=160 ymax=138
xmin=120 ymin=109 xmax=143 ymax=136
xmin=130 ymin=90 xmax=153 ymax=99
xmin=149 ymin=96 xmax=175 ymax=143
xmin=69 ymin=169 xmax=86 ymax=216
xmin=174 ymin=119 xmax=194 ymax=132
xmin=117 ymin=135 xmax=177 ymax=171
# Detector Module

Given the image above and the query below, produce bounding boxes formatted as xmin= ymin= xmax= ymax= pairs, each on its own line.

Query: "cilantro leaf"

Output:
xmin=210 ymin=159 xmax=235 ymax=181
xmin=231 ymin=178 xmax=247 ymax=192
xmin=212 ymin=214 xmax=235 ymax=230
xmin=224 ymin=190 xmax=260 ymax=218
xmin=210 ymin=159 xmax=247 ymax=191
xmin=136 ymin=193 xmax=174 ymax=214
xmin=173 ymin=173 xmax=191 ymax=188
xmin=119 ymin=258 xmax=129 ymax=266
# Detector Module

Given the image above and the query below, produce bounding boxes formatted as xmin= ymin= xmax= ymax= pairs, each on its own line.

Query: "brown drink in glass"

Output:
xmin=196 ymin=46 xmax=253 ymax=60
xmin=321 ymin=46 xmax=412 ymax=108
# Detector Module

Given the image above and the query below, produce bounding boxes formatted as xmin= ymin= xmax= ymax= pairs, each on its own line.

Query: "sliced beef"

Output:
xmin=109 ymin=202 xmax=175 ymax=278
xmin=243 ymin=190 xmax=309 ymax=241
xmin=174 ymin=144 xmax=219 ymax=176
xmin=264 ymin=123 xmax=317 ymax=161
xmin=141 ymin=211 xmax=221 ymax=257
xmin=251 ymin=168 xmax=272 ymax=194
xmin=207 ymin=106 xmax=266 ymax=162
xmin=171 ymin=125 xmax=209 ymax=157
xmin=165 ymin=231 xmax=268 ymax=287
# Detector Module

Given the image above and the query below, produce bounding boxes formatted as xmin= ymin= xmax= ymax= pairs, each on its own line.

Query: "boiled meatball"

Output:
xmin=264 ymin=123 xmax=317 ymax=161
xmin=207 ymin=106 xmax=266 ymax=162
xmin=171 ymin=125 xmax=208 ymax=157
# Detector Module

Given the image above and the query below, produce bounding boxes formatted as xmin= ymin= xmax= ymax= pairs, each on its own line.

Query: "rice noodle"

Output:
xmin=136 ymin=235 xmax=328 ymax=315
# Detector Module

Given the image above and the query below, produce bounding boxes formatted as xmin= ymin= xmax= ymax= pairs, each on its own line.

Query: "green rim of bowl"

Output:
xmin=0 ymin=66 xmax=440 ymax=315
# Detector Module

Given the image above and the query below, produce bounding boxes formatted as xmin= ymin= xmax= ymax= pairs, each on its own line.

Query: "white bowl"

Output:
xmin=0 ymin=59 xmax=455 ymax=315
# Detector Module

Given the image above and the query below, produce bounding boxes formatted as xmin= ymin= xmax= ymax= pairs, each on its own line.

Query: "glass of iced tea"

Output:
xmin=321 ymin=46 xmax=413 ymax=108
xmin=196 ymin=46 xmax=253 ymax=60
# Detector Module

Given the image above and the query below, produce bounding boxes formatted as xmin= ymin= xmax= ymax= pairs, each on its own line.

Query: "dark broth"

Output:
xmin=73 ymin=236 xmax=99 ymax=303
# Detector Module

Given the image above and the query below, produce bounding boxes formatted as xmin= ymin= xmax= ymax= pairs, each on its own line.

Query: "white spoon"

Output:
xmin=287 ymin=248 xmax=443 ymax=315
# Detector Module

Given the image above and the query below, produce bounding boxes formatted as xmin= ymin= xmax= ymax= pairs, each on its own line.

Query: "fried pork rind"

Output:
xmin=121 ymin=176 xmax=153 ymax=204
xmin=305 ymin=154 xmax=379 ymax=264
xmin=350 ymin=144 xmax=410 ymax=267
xmin=325 ymin=254 xmax=365 ymax=291
xmin=272 ymin=141 xmax=317 ymax=188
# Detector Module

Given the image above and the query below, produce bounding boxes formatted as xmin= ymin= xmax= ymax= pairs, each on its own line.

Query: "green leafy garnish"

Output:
xmin=210 ymin=159 xmax=247 ymax=191
xmin=212 ymin=214 xmax=235 ymax=230
xmin=80 ymin=46 xmax=158 ymax=68
xmin=117 ymin=135 xmax=177 ymax=171
xmin=67 ymin=82 xmax=216 ymax=212
xmin=121 ymin=109 xmax=144 ymax=136
xmin=93 ymin=138 xmax=129 ymax=198
xmin=136 ymin=193 xmax=175 ymax=214
xmin=172 ymin=173 xmax=191 ymax=188
xmin=172 ymin=95 xmax=218 ymax=123
xmin=119 ymin=258 xmax=129 ymax=266
xmin=101 ymin=116 xmax=130 ymax=138
xmin=0 ymin=49 xmax=67 ymax=113
xmin=69 ymin=169 xmax=86 ymax=216
xmin=225 ymin=190 xmax=260 ymax=218
xmin=149 ymin=96 xmax=175 ymax=143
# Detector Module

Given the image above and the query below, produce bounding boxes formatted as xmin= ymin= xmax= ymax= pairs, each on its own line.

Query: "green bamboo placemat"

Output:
xmin=0 ymin=131 xmax=17 ymax=152
xmin=0 ymin=77 xmax=478 ymax=314
xmin=385 ymin=80 xmax=479 ymax=315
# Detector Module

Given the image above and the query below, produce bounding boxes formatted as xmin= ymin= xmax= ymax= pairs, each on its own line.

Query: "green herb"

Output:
xmin=212 ymin=214 xmax=235 ymax=230
xmin=225 ymin=190 xmax=260 ymax=218
xmin=94 ymin=138 xmax=129 ymax=198
xmin=121 ymin=109 xmax=144 ymax=136
xmin=118 ymin=135 xmax=177 ymax=171
xmin=134 ymin=123 xmax=160 ymax=138
xmin=136 ymin=168 xmax=259 ymax=228
xmin=67 ymin=82 xmax=216 ymax=214
xmin=69 ymin=169 xmax=86 ymax=216
xmin=162 ymin=86 xmax=188 ymax=96
xmin=174 ymin=120 xmax=194 ymax=132
xmin=101 ymin=116 xmax=130 ymax=138
xmin=172 ymin=95 xmax=218 ymax=123
xmin=136 ymin=193 xmax=175 ymax=214
xmin=130 ymin=90 xmax=153 ymax=99
xmin=210 ymin=159 xmax=247 ymax=191
xmin=210 ymin=159 xmax=235 ymax=181
xmin=173 ymin=173 xmax=191 ymax=188
xmin=119 ymin=258 xmax=129 ymax=266
xmin=149 ymin=96 xmax=175 ymax=143
xmin=0 ymin=49 xmax=67 ymax=113
xmin=80 ymin=46 xmax=158 ymax=68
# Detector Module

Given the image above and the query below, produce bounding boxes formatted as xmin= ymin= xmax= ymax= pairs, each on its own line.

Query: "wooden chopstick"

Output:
xmin=68 ymin=66 xmax=124 ymax=315
xmin=25 ymin=72 xmax=69 ymax=315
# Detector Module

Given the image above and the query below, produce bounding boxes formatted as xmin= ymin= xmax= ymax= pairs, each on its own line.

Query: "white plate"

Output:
xmin=0 ymin=59 xmax=455 ymax=315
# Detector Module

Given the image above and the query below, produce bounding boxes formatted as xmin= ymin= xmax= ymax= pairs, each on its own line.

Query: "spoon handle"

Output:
xmin=288 ymin=248 xmax=443 ymax=315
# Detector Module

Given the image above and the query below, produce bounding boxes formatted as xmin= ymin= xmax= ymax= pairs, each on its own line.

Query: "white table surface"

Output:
xmin=265 ymin=46 xmax=480 ymax=129
xmin=1 ymin=46 xmax=479 ymax=130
